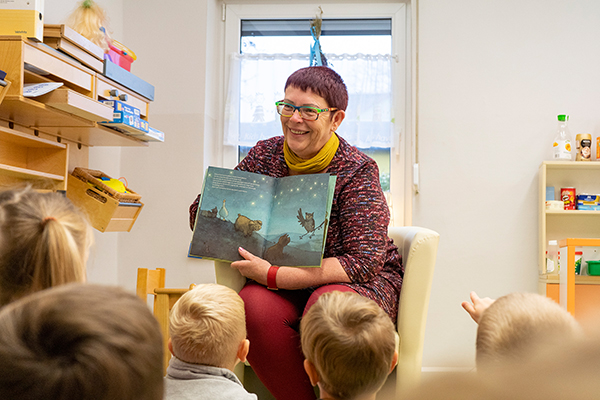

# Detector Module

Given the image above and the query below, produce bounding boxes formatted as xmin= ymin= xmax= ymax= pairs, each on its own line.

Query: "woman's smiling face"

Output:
xmin=280 ymin=86 xmax=345 ymax=160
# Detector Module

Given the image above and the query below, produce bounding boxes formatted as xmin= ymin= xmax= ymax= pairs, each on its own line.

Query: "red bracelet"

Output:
xmin=267 ymin=265 xmax=279 ymax=290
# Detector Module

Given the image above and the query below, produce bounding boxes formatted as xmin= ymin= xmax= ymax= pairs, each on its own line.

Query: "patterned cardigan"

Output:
xmin=189 ymin=135 xmax=403 ymax=322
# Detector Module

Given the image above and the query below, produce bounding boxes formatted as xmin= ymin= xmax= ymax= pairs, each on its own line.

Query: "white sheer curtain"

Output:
xmin=224 ymin=53 xmax=394 ymax=149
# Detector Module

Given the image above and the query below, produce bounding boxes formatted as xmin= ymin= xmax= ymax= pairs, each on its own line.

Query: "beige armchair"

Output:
xmin=214 ymin=226 xmax=440 ymax=395
xmin=389 ymin=226 xmax=439 ymax=395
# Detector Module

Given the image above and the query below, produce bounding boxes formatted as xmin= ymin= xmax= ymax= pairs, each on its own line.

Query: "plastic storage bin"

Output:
xmin=587 ymin=260 xmax=600 ymax=276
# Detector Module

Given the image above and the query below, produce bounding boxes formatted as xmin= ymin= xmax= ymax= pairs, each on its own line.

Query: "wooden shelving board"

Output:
xmin=540 ymin=274 xmax=600 ymax=285
xmin=0 ymin=97 xmax=148 ymax=147
xmin=0 ymin=163 xmax=65 ymax=181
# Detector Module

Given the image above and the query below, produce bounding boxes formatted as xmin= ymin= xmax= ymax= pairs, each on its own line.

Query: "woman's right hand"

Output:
xmin=461 ymin=291 xmax=495 ymax=324
xmin=231 ymin=247 xmax=272 ymax=287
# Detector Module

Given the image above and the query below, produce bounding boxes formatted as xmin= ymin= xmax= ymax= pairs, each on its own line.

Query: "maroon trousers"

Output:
xmin=239 ymin=281 xmax=357 ymax=400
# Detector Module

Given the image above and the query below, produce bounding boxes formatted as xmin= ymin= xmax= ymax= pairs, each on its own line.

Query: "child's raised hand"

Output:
xmin=461 ymin=291 xmax=495 ymax=324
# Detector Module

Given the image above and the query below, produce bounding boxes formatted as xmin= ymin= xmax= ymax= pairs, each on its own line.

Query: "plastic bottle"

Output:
xmin=546 ymin=240 xmax=559 ymax=274
xmin=552 ymin=114 xmax=573 ymax=160
xmin=575 ymin=251 xmax=583 ymax=275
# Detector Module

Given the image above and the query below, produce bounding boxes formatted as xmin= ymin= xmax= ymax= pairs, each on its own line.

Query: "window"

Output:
xmin=224 ymin=3 xmax=408 ymax=225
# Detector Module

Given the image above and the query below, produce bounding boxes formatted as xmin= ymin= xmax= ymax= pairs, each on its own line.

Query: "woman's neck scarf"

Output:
xmin=284 ymin=133 xmax=339 ymax=173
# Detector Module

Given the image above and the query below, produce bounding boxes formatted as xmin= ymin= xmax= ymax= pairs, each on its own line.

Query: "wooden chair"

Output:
xmin=214 ymin=226 xmax=439 ymax=394
xmin=136 ymin=267 xmax=195 ymax=375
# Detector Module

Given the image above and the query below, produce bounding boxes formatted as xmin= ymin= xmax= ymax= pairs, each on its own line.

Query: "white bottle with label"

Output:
xmin=552 ymin=114 xmax=573 ymax=161
xmin=546 ymin=240 xmax=559 ymax=274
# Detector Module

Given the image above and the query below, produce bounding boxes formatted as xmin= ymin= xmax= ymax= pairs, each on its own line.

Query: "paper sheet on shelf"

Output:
xmin=23 ymin=82 xmax=64 ymax=97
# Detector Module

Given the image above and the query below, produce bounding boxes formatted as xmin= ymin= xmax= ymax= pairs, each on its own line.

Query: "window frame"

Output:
xmin=222 ymin=2 xmax=411 ymax=226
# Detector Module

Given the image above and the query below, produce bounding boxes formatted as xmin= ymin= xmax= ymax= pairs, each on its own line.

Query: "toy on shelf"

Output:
xmin=99 ymin=176 xmax=129 ymax=193
xmin=65 ymin=0 xmax=111 ymax=52
xmin=65 ymin=0 xmax=137 ymax=71
xmin=106 ymin=40 xmax=137 ymax=71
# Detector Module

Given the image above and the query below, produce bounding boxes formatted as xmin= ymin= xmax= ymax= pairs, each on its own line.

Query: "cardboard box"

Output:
xmin=99 ymin=100 xmax=148 ymax=133
xmin=100 ymin=99 xmax=140 ymax=117
xmin=99 ymin=116 xmax=149 ymax=134
xmin=577 ymin=205 xmax=600 ymax=211
xmin=125 ymin=125 xmax=164 ymax=142
xmin=66 ymin=174 xmax=144 ymax=232
xmin=0 ymin=0 xmax=44 ymax=41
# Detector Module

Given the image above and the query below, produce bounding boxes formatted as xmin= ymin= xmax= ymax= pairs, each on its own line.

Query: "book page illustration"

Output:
xmin=266 ymin=175 xmax=333 ymax=266
xmin=189 ymin=167 xmax=334 ymax=267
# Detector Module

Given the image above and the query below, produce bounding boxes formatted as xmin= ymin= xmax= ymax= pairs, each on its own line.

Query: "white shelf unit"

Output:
xmin=539 ymin=161 xmax=600 ymax=274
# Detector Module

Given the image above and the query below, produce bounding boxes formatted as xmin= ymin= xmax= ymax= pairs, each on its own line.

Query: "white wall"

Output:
xmin=415 ymin=0 xmax=600 ymax=367
xmin=45 ymin=1 xmax=125 ymax=285
xmin=44 ymin=0 xmax=600 ymax=369
xmin=115 ymin=0 xmax=223 ymax=289
xmin=47 ymin=0 xmax=222 ymax=290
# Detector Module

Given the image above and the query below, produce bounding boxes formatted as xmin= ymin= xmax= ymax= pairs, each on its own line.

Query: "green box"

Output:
xmin=587 ymin=260 xmax=600 ymax=276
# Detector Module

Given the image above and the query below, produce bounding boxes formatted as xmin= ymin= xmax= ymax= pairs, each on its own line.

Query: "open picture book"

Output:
xmin=188 ymin=167 xmax=336 ymax=267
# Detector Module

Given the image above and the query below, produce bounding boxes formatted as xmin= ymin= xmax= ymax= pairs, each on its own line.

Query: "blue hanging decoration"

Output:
xmin=309 ymin=8 xmax=327 ymax=67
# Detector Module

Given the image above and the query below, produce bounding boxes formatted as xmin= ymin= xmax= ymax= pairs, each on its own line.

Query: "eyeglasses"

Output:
xmin=275 ymin=101 xmax=337 ymax=121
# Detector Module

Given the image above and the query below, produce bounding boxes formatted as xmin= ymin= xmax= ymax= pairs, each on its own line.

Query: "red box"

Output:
xmin=561 ymin=187 xmax=576 ymax=210
xmin=106 ymin=44 xmax=134 ymax=71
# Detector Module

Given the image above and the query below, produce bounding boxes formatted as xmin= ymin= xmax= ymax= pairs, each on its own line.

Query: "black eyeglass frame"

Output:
xmin=275 ymin=101 xmax=338 ymax=121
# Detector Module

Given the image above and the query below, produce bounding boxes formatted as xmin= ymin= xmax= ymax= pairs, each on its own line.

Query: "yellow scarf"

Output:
xmin=284 ymin=133 xmax=339 ymax=173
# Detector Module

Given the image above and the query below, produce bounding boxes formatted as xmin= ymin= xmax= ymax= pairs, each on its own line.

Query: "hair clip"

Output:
xmin=41 ymin=216 xmax=57 ymax=228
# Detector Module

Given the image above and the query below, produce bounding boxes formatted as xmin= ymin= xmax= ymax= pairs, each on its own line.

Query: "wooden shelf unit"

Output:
xmin=0 ymin=124 xmax=68 ymax=190
xmin=0 ymin=34 xmax=158 ymax=231
xmin=0 ymin=36 xmax=150 ymax=147
xmin=0 ymin=78 xmax=11 ymax=105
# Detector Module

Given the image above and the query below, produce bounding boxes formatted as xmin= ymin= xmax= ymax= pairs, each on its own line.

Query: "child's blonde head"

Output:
xmin=0 ymin=188 xmax=93 ymax=306
xmin=301 ymin=291 xmax=396 ymax=400
xmin=169 ymin=283 xmax=246 ymax=368
xmin=477 ymin=292 xmax=582 ymax=369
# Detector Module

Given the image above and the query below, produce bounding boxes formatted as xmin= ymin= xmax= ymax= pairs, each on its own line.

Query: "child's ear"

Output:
xmin=168 ymin=338 xmax=174 ymax=356
xmin=237 ymin=339 xmax=250 ymax=363
xmin=303 ymin=359 xmax=320 ymax=386
xmin=390 ymin=350 xmax=399 ymax=373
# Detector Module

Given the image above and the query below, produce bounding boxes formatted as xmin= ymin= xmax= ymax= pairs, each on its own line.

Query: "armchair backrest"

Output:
xmin=388 ymin=226 xmax=439 ymax=394
xmin=214 ymin=260 xmax=247 ymax=293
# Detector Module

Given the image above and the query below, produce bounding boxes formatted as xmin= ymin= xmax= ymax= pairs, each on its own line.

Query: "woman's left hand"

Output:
xmin=231 ymin=247 xmax=271 ymax=286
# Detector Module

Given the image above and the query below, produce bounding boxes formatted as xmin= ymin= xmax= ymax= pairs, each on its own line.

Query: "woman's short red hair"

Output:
xmin=284 ymin=66 xmax=348 ymax=111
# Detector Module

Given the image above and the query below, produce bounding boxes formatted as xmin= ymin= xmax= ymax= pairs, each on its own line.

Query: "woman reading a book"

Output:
xmin=189 ymin=66 xmax=402 ymax=400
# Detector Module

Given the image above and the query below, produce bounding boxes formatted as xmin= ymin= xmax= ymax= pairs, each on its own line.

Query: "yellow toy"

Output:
xmin=99 ymin=177 xmax=128 ymax=193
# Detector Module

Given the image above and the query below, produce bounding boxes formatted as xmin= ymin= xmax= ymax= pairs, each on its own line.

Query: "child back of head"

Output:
xmin=476 ymin=292 xmax=583 ymax=370
xmin=300 ymin=291 xmax=397 ymax=400
xmin=0 ymin=283 xmax=164 ymax=400
xmin=0 ymin=187 xmax=93 ymax=306
xmin=169 ymin=283 xmax=247 ymax=370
